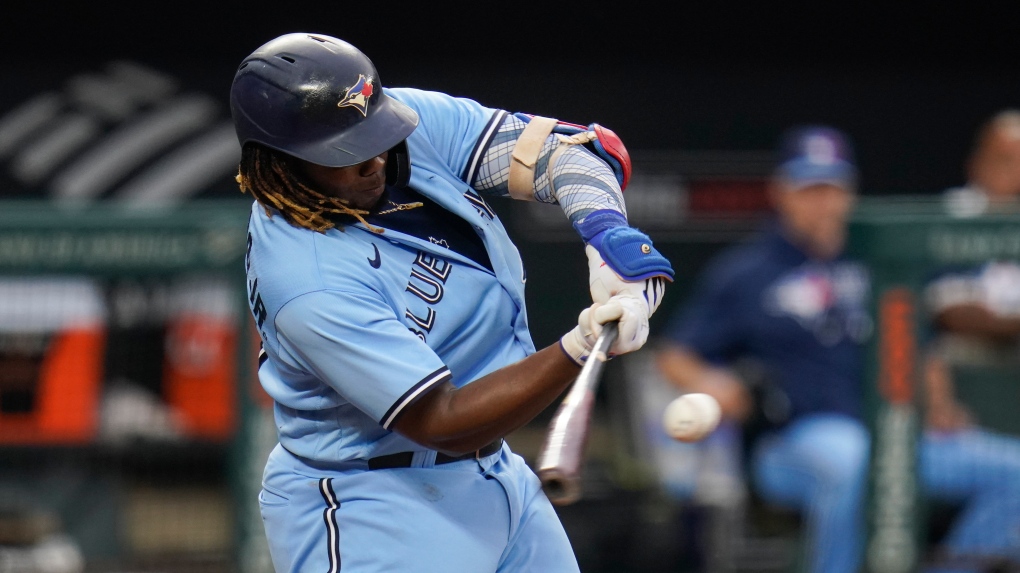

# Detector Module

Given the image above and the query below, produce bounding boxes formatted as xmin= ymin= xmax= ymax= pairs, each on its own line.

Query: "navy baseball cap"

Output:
xmin=775 ymin=126 xmax=858 ymax=191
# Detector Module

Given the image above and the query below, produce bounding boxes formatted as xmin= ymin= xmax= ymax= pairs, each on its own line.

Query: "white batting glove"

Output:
xmin=587 ymin=245 xmax=667 ymax=317
xmin=560 ymin=294 xmax=649 ymax=366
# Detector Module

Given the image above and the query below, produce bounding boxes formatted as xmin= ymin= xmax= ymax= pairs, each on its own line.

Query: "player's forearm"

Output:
xmin=655 ymin=345 xmax=751 ymax=421
xmin=921 ymin=352 xmax=955 ymax=405
xmin=936 ymin=304 xmax=1020 ymax=339
xmin=547 ymin=145 xmax=627 ymax=225
xmin=656 ymin=346 xmax=718 ymax=392
xmin=391 ymin=344 xmax=581 ymax=454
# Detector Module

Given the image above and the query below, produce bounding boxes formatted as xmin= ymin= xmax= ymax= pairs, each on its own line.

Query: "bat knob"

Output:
xmin=539 ymin=469 xmax=581 ymax=506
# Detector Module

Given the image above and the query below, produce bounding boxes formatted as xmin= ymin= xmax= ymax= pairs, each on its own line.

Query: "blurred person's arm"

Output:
xmin=934 ymin=303 xmax=1020 ymax=342
xmin=926 ymin=263 xmax=1020 ymax=342
xmin=921 ymin=349 xmax=974 ymax=433
xmin=655 ymin=344 xmax=753 ymax=423
xmin=654 ymin=242 xmax=760 ymax=423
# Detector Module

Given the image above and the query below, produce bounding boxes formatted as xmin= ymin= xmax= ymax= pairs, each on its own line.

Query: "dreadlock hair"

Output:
xmin=235 ymin=142 xmax=380 ymax=233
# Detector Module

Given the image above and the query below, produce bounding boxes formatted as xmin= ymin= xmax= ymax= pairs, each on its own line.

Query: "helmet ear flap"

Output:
xmin=386 ymin=139 xmax=411 ymax=188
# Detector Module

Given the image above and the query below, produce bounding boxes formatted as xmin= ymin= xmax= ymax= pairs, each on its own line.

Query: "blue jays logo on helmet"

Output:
xmin=338 ymin=75 xmax=374 ymax=117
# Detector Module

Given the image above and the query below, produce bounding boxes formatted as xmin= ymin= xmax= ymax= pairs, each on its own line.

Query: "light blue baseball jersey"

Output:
xmin=247 ymin=88 xmax=536 ymax=464
xmin=246 ymin=87 xmax=620 ymax=573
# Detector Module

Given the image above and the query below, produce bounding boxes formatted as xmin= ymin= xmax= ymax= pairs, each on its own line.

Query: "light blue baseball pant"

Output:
xmin=258 ymin=442 xmax=580 ymax=573
xmin=750 ymin=414 xmax=1020 ymax=573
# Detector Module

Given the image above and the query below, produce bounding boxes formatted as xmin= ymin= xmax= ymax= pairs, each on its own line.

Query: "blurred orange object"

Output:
xmin=162 ymin=313 xmax=237 ymax=440
xmin=0 ymin=278 xmax=106 ymax=444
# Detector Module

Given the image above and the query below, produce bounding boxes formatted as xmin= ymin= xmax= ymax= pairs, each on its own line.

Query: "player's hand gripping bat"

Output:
xmin=536 ymin=321 xmax=619 ymax=506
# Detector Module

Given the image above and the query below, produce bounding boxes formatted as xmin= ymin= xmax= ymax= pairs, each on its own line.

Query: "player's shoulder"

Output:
xmin=247 ymin=203 xmax=377 ymax=292
xmin=387 ymin=87 xmax=459 ymax=114
xmin=387 ymin=86 xmax=479 ymax=107
xmin=387 ymin=87 xmax=497 ymax=125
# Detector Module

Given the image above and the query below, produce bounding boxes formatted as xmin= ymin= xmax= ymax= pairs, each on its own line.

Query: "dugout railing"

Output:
xmin=0 ymin=200 xmax=273 ymax=573
xmin=849 ymin=196 xmax=1020 ymax=573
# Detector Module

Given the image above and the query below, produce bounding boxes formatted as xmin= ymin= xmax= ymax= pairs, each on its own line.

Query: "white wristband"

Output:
xmin=559 ymin=326 xmax=591 ymax=366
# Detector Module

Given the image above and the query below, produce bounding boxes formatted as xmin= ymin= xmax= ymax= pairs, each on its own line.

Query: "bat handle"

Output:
xmin=587 ymin=321 xmax=618 ymax=367
xmin=536 ymin=321 xmax=619 ymax=505
xmin=567 ymin=320 xmax=618 ymax=403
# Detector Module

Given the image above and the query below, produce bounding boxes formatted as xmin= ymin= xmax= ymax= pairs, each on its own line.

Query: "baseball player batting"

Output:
xmin=232 ymin=32 xmax=672 ymax=572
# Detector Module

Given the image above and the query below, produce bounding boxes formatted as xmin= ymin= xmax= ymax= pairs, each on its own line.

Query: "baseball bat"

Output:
xmin=536 ymin=321 xmax=619 ymax=506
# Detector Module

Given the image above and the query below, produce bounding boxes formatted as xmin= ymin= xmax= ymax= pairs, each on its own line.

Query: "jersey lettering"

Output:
xmin=415 ymin=253 xmax=451 ymax=281
xmin=463 ymin=190 xmax=495 ymax=220
xmin=246 ymin=233 xmax=268 ymax=331
xmin=406 ymin=251 xmax=451 ymax=304
xmin=405 ymin=307 xmax=436 ymax=332
xmin=404 ymin=252 xmax=451 ymax=342
xmin=248 ymin=276 xmax=268 ymax=329
xmin=245 ymin=232 xmax=253 ymax=271
xmin=407 ymin=270 xmax=444 ymax=304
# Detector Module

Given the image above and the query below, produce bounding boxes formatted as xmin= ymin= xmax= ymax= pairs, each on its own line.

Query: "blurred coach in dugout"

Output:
xmin=925 ymin=109 xmax=1020 ymax=427
xmin=654 ymin=126 xmax=1020 ymax=573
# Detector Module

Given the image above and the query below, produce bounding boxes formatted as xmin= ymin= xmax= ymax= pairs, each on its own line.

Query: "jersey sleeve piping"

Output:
xmin=463 ymin=110 xmax=508 ymax=184
xmin=380 ymin=365 xmax=452 ymax=429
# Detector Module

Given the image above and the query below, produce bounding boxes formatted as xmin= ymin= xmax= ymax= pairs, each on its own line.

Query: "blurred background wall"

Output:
xmin=1 ymin=2 xmax=1018 ymax=572
xmin=4 ymin=1 xmax=1020 ymax=199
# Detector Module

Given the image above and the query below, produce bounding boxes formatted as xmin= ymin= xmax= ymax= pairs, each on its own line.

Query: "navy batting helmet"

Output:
xmin=230 ymin=33 xmax=418 ymax=183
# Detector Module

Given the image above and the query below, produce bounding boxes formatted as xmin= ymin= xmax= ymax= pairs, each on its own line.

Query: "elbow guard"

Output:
xmin=552 ymin=120 xmax=632 ymax=191
xmin=509 ymin=113 xmax=633 ymax=199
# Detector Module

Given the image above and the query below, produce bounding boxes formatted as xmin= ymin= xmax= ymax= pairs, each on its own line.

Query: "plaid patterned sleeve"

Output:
xmin=471 ymin=114 xmax=627 ymax=226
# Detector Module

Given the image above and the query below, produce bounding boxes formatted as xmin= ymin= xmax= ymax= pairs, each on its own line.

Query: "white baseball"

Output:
xmin=662 ymin=393 xmax=722 ymax=442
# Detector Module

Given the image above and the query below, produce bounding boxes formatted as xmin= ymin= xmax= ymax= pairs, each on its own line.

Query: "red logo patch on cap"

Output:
xmin=337 ymin=74 xmax=374 ymax=116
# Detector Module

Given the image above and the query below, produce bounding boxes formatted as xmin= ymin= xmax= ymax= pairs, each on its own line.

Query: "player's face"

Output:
xmin=970 ymin=129 xmax=1020 ymax=201
xmin=297 ymin=151 xmax=389 ymax=210
xmin=773 ymin=182 xmax=855 ymax=260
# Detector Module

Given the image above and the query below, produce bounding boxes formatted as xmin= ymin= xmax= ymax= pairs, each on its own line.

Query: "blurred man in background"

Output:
xmin=930 ymin=110 xmax=1020 ymax=346
xmin=924 ymin=108 xmax=1020 ymax=439
xmin=920 ymin=110 xmax=1020 ymax=570
xmin=943 ymin=109 xmax=1020 ymax=218
xmin=654 ymin=125 xmax=1020 ymax=573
